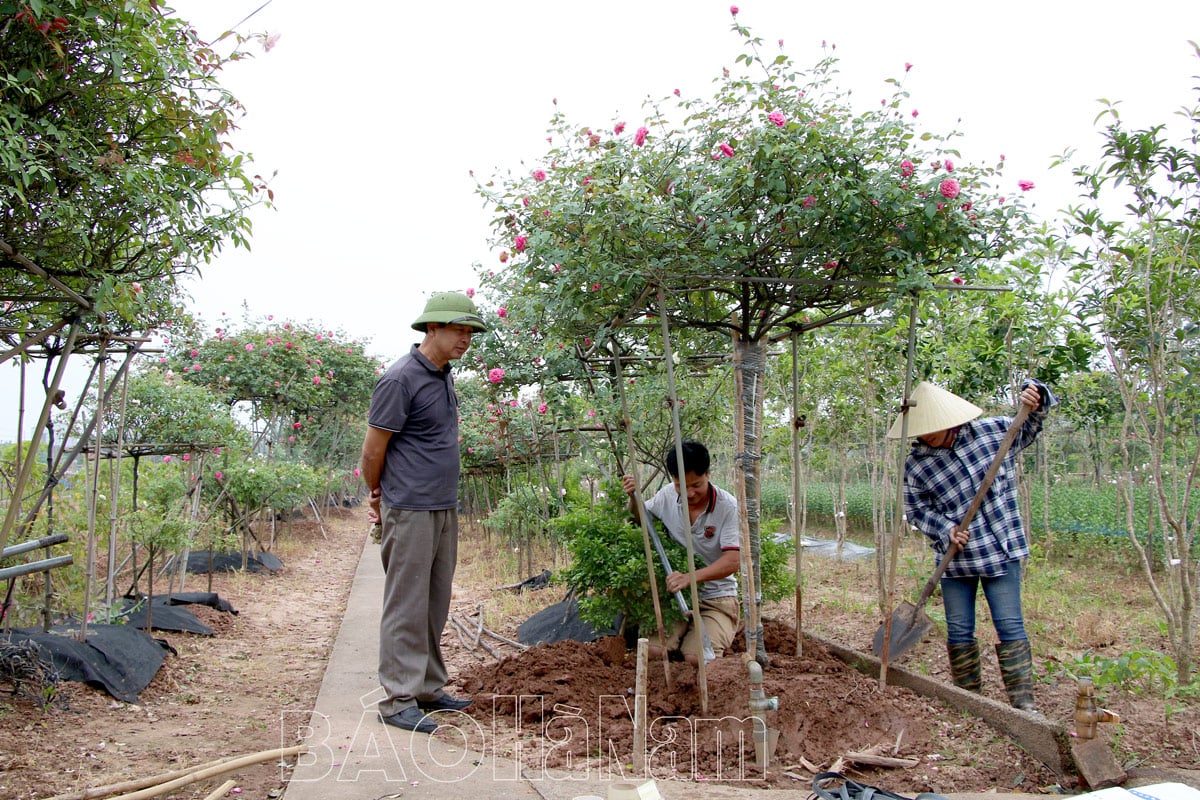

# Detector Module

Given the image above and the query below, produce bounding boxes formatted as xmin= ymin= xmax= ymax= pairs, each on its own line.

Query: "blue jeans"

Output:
xmin=941 ymin=559 xmax=1027 ymax=645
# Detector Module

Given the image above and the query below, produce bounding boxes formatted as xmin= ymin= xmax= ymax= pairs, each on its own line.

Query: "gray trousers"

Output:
xmin=377 ymin=506 xmax=458 ymax=716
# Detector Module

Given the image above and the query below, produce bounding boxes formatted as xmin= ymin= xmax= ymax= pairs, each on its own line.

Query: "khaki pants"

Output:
xmin=659 ymin=596 xmax=740 ymax=659
xmin=377 ymin=507 xmax=457 ymax=717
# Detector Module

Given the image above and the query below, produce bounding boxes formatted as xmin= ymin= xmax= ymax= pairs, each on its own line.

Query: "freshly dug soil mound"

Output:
xmin=456 ymin=618 xmax=1061 ymax=793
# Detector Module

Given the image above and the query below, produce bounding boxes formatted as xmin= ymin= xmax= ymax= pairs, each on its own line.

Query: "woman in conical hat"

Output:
xmin=890 ymin=379 xmax=1056 ymax=713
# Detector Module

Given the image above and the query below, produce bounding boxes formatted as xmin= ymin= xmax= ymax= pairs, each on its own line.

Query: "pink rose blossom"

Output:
xmin=905 ymin=62 xmax=913 ymax=72
xmin=509 ymin=399 xmax=518 ymax=407
xmin=497 ymin=306 xmax=508 ymax=318
xmin=587 ymin=409 xmax=596 ymax=418
xmin=522 ymin=196 xmax=531 ymax=207
xmin=190 ymin=349 xmax=199 ymax=358
xmin=244 ymin=343 xmax=254 ymax=351
xmin=1018 ymin=179 xmax=1035 ymax=191
xmin=614 ymin=121 xmax=626 ymax=134
xmin=944 ymin=159 xmax=954 ymax=172
xmin=191 ymin=364 xmax=201 ymax=371
xmin=803 ymin=195 xmax=817 ymax=209
xmin=533 ymin=169 xmax=547 ymax=181
xmin=293 ymin=421 xmax=302 ymax=429
xmin=354 ymin=468 xmax=361 ymax=477
xmin=215 ymin=471 xmax=223 ymax=481
xmin=633 ymin=127 xmax=648 ymax=147
xmin=466 ymin=287 xmax=475 ymax=298
xmin=488 ymin=368 xmax=505 ymax=384
xmin=768 ymin=111 xmax=786 ymax=128
xmin=673 ymin=88 xmax=680 ymax=96
xmin=131 ymin=281 xmax=143 ymax=294
xmin=538 ymin=403 xmax=548 ymax=414
xmin=900 ymin=159 xmax=914 ymax=177
xmin=514 ymin=235 xmax=527 ymax=252
xmin=911 ymin=109 xmax=919 ymax=118
xmin=499 ymin=251 xmax=508 ymax=263
xmin=288 ymin=435 xmax=295 ymax=443
xmin=951 ymin=276 xmax=965 ymax=285
xmin=824 ymin=260 xmax=838 ymax=270
xmin=285 ymin=341 xmax=293 ymax=349
xmin=939 ymin=178 xmax=961 ymax=199
xmin=313 ymin=376 xmax=321 ymax=385
xmin=718 ymin=142 xmax=735 ymax=158
xmin=182 ymin=453 xmax=192 ymax=462
xmin=164 ymin=456 xmax=172 ymax=463
xmin=730 ymin=5 xmax=738 ymax=14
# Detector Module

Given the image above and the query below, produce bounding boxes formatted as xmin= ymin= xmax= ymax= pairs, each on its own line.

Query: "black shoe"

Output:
xmin=380 ymin=706 xmax=437 ymax=734
xmin=417 ymin=693 xmax=473 ymax=712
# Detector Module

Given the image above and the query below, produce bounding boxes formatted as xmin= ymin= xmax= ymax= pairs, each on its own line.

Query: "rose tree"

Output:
xmin=476 ymin=12 xmax=1033 ymax=659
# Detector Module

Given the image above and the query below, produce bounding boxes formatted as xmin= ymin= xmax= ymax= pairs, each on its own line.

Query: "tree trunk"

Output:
xmin=733 ymin=336 xmax=767 ymax=665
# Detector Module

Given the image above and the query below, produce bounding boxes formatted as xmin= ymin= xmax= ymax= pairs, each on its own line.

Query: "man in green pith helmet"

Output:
xmin=360 ymin=291 xmax=486 ymax=734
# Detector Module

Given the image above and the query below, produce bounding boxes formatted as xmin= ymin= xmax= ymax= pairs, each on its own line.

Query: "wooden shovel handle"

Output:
xmin=910 ymin=402 xmax=1032 ymax=611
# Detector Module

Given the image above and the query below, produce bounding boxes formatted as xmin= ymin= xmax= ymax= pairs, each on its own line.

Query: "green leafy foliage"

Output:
xmin=209 ymin=456 xmax=324 ymax=519
xmin=165 ymin=318 xmax=380 ymax=471
xmin=550 ymin=486 xmax=676 ymax=632
xmin=550 ymin=479 xmax=792 ymax=631
xmin=1045 ymin=647 xmax=1181 ymax=695
xmin=97 ymin=370 xmax=246 ymax=450
xmin=1 ymin=0 xmax=272 ymax=337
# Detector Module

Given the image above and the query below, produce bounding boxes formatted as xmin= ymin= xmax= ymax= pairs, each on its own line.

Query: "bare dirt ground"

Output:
xmin=1 ymin=514 xmax=1197 ymax=799
xmin=0 ymin=508 xmax=363 ymax=800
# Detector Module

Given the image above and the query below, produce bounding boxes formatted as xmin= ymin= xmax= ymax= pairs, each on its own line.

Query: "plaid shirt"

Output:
xmin=903 ymin=382 xmax=1056 ymax=579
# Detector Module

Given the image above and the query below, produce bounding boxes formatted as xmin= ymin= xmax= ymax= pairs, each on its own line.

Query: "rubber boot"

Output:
xmin=996 ymin=639 xmax=1037 ymax=712
xmin=947 ymin=641 xmax=982 ymax=693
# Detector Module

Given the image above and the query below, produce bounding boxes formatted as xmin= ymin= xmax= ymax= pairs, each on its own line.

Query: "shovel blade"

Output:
xmin=871 ymin=601 xmax=933 ymax=658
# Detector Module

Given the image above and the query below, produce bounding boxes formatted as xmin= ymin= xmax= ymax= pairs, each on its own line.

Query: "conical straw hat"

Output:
xmin=887 ymin=381 xmax=982 ymax=439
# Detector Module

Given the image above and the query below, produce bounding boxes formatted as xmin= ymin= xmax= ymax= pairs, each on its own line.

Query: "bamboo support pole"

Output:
xmin=201 ymin=780 xmax=238 ymax=800
xmin=880 ymin=296 xmax=921 ymax=689
xmin=106 ymin=362 xmax=132 ymax=607
xmin=791 ymin=331 xmax=804 ymax=657
xmin=633 ymin=637 xmax=648 ymax=774
xmin=81 ymin=340 xmax=107 ymax=642
xmin=656 ymin=285 xmax=708 ymax=714
xmin=0 ymin=321 xmax=79 ymax=555
xmin=611 ymin=341 xmax=673 ymax=692
xmin=40 ymin=745 xmax=305 ymax=800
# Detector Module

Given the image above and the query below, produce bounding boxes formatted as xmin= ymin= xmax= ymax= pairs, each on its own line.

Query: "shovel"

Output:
xmin=873 ymin=402 xmax=1031 ymax=658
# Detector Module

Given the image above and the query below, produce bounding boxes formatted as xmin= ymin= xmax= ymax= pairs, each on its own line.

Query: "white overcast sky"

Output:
xmin=165 ymin=0 xmax=1197 ymax=360
xmin=3 ymin=0 xmax=1198 ymax=440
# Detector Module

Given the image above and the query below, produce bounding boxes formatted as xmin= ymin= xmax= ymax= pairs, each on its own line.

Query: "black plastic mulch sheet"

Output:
xmin=517 ymin=596 xmax=617 ymax=645
xmin=3 ymin=625 xmax=175 ymax=704
xmin=181 ymin=550 xmax=283 ymax=574
xmin=119 ymin=592 xmax=240 ymax=636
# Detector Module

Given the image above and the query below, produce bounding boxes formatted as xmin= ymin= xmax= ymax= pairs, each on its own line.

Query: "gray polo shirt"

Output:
xmin=644 ymin=482 xmax=740 ymax=600
xmin=367 ymin=345 xmax=460 ymax=511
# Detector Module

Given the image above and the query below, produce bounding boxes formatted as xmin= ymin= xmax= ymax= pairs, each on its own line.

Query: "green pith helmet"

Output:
xmin=410 ymin=291 xmax=487 ymax=333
